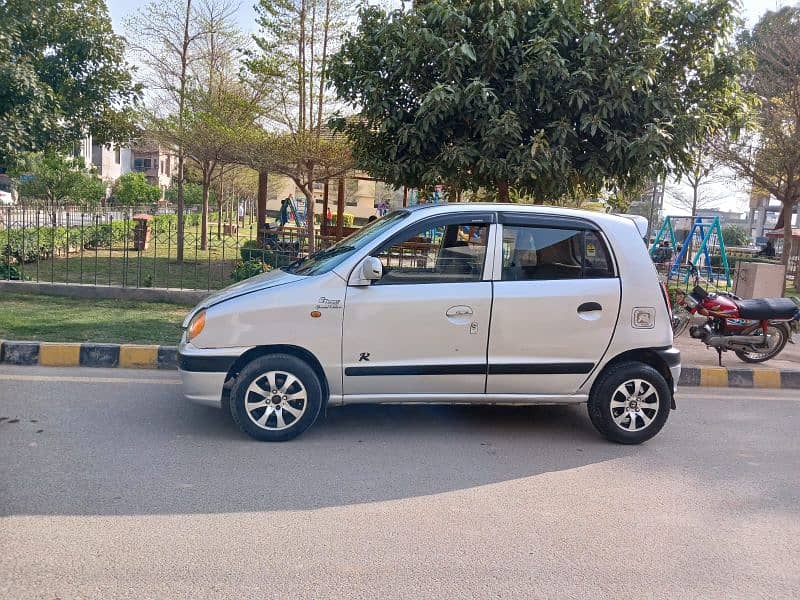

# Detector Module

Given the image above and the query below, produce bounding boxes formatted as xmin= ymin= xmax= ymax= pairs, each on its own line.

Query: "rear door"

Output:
xmin=487 ymin=215 xmax=621 ymax=395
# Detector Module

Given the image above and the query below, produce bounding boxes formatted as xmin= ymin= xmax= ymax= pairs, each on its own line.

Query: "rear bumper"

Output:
xmin=655 ymin=346 xmax=681 ymax=397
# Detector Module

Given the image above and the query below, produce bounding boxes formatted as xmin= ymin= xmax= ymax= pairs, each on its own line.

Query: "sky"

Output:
xmin=106 ymin=0 xmax=795 ymax=216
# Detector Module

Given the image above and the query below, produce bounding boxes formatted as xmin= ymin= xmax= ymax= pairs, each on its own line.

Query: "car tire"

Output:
xmin=587 ymin=361 xmax=671 ymax=444
xmin=229 ymin=354 xmax=323 ymax=442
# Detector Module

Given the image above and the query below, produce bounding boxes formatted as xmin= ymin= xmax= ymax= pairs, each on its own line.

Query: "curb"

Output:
xmin=0 ymin=341 xmax=178 ymax=370
xmin=1 ymin=340 xmax=798 ymax=388
xmin=678 ymin=366 xmax=800 ymax=389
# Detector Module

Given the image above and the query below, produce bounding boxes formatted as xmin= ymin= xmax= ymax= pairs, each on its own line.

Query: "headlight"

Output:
xmin=683 ymin=294 xmax=699 ymax=309
xmin=187 ymin=310 xmax=206 ymax=342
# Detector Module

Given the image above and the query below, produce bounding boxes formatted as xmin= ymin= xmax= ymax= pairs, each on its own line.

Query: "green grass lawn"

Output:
xmin=0 ymin=293 xmax=188 ymax=345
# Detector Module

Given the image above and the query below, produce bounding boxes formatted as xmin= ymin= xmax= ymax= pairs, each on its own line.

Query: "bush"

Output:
xmin=239 ymin=239 xmax=262 ymax=261
xmin=83 ymin=222 xmax=131 ymax=249
xmin=0 ymin=260 xmax=25 ymax=280
xmin=721 ymin=224 xmax=749 ymax=247
xmin=240 ymin=238 xmax=297 ymax=267
xmin=231 ymin=259 xmax=270 ymax=282
xmin=343 ymin=213 xmax=355 ymax=227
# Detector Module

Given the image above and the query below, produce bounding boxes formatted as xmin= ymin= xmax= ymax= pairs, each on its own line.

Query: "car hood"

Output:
xmin=185 ymin=269 xmax=303 ymax=324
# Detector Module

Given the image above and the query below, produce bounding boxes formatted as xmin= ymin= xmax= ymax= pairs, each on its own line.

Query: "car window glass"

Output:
xmin=373 ymin=221 xmax=489 ymax=284
xmin=501 ymin=225 xmax=613 ymax=281
xmin=582 ymin=231 xmax=614 ymax=278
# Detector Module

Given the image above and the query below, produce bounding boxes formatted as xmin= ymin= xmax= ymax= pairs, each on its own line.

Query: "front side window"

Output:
xmin=283 ymin=210 xmax=410 ymax=276
xmin=502 ymin=225 xmax=614 ymax=281
xmin=373 ymin=219 xmax=489 ymax=285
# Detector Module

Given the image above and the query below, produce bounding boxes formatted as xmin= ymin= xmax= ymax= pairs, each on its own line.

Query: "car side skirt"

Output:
xmin=334 ymin=393 xmax=588 ymax=406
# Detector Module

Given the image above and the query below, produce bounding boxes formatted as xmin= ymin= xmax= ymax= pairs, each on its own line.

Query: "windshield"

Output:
xmin=283 ymin=210 xmax=410 ymax=276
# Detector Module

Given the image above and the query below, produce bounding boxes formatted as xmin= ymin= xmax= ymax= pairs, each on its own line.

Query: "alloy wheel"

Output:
xmin=244 ymin=370 xmax=308 ymax=431
xmin=610 ymin=379 xmax=660 ymax=432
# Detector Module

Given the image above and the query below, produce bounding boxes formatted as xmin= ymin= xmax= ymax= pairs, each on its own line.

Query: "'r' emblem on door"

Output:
xmin=469 ymin=322 xmax=478 ymax=335
xmin=359 ymin=352 xmax=371 ymax=362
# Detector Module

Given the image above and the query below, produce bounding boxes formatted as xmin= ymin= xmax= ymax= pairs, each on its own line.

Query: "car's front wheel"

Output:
xmin=229 ymin=354 xmax=323 ymax=441
xmin=587 ymin=362 xmax=671 ymax=444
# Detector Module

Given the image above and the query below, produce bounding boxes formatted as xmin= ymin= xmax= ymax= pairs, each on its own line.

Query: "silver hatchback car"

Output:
xmin=179 ymin=204 xmax=679 ymax=444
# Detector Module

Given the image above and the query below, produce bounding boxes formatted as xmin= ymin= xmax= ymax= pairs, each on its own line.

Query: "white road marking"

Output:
xmin=0 ymin=374 xmax=182 ymax=385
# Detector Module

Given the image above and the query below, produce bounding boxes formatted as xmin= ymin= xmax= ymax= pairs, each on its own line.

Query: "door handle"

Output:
xmin=578 ymin=302 xmax=602 ymax=313
xmin=446 ymin=305 xmax=473 ymax=317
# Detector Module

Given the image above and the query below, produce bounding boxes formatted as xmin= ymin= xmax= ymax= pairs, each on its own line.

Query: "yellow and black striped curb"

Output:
xmin=1 ymin=340 xmax=798 ymax=388
xmin=0 ymin=341 xmax=177 ymax=370
xmin=678 ymin=366 xmax=800 ymax=389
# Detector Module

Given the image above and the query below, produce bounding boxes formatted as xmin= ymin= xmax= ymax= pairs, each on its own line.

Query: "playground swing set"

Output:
xmin=649 ymin=215 xmax=732 ymax=287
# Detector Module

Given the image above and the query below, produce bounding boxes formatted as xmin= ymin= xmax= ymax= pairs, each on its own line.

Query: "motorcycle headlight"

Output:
xmin=683 ymin=294 xmax=699 ymax=309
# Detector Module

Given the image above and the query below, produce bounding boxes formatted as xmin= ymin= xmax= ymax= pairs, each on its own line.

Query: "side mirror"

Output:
xmin=350 ymin=256 xmax=383 ymax=286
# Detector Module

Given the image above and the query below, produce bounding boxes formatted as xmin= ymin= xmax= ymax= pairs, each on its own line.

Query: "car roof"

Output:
xmin=401 ymin=202 xmax=639 ymax=230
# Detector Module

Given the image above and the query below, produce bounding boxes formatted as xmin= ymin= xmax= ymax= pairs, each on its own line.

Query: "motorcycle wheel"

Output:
xmin=734 ymin=323 xmax=790 ymax=363
xmin=671 ymin=307 xmax=692 ymax=337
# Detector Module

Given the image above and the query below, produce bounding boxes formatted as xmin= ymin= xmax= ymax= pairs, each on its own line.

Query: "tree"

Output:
xmin=668 ymin=137 xmax=726 ymax=217
xmin=0 ymin=0 xmax=139 ymax=166
xmin=249 ymin=0 xmax=355 ymax=251
xmin=328 ymin=0 xmax=747 ymax=202
xmin=713 ymin=7 xmax=800 ymax=270
xmin=721 ymin=224 xmax=749 ymax=247
xmin=11 ymin=152 xmax=105 ymax=218
xmin=126 ymin=0 xmax=210 ymax=261
xmin=166 ymin=182 xmax=205 ymax=205
xmin=112 ymin=173 xmax=161 ymax=206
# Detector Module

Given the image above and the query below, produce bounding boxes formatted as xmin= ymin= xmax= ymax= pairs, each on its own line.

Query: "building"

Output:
xmin=694 ymin=208 xmax=750 ymax=228
xmin=131 ymin=141 xmax=179 ymax=198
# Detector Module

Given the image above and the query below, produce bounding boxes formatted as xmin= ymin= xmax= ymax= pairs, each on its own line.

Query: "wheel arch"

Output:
xmin=224 ymin=345 xmax=330 ymax=403
xmin=592 ymin=348 xmax=676 ymax=408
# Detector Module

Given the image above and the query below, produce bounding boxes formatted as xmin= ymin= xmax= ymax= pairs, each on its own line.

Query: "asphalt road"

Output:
xmin=1 ymin=366 xmax=798 ymax=599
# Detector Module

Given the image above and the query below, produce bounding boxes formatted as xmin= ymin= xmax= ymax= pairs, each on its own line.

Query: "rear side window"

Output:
xmin=501 ymin=226 xmax=614 ymax=281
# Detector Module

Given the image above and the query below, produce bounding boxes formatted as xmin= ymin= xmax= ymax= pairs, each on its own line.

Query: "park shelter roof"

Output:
xmin=766 ymin=228 xmax=800 ymax=240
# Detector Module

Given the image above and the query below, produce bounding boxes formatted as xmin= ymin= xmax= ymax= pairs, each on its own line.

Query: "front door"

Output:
xmin=487 ymin=217 xmax=621 ymax=395
xmin=342 ymin=214 xmax=495 ymax=398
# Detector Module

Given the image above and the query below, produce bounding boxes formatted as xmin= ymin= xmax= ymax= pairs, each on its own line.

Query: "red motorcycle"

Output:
xmin=671 ymin=265 xmax=799 ymax=365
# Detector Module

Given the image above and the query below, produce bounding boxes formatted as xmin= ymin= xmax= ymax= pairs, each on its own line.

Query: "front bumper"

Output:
xmin=178 ymin=339 xmax=251 ymax=408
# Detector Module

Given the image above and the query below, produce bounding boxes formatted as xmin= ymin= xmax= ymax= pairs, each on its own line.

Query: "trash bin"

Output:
xmin=132 ymin=214 xmax=153 ymax=251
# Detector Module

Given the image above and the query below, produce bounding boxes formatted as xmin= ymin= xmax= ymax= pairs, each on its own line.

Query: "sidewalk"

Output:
xmin=674 ymin=334 xmax=800 ymax=370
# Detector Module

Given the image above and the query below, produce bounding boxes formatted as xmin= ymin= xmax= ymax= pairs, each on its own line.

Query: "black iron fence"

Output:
xmin=1 ymin=204 xmax=336 ymax=290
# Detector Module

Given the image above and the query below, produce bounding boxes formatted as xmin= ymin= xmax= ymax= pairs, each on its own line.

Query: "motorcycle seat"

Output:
xmin=734 ymin=298 xmax=799 ymax=321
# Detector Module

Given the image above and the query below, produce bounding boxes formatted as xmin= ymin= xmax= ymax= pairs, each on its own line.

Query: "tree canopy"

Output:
xmin=112 ymin=173 xmax=161 ymax=206
xmin=329 ymin=0 xmax=747 ymax=201
xmin=11 ymin=152 xmax=105 ymax=209
xmin=0 ymin=0 xmax=139 ymax=166
xmin=713 ymin=6 xmax=800 ymax=268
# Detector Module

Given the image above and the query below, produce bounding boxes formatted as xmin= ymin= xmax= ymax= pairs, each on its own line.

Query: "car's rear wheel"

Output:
xmin=229 ymin=354 xmax=323 ymax=441
xmin=587 ymin=362 xmax=671 ymax=444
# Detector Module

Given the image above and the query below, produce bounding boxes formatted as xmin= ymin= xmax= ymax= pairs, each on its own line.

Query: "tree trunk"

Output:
xmin=200 ymin=169 xmax=210 ymax=251
xmin=175 ymin=0 xmax=192 ymax=263
xmin=321 ymin=179 xmax=329 ymax=236
xmin=691 ymin=183 xmax=699 ymax=219
xmin=498 ymin=181 xmax=510 ymax=203
xmin=216 ymin=172 xmax=224 ymax=241
xmin=303 ymin=171 xmax=315 ymax=253
xmin=336 ymin=177 xmax=345 ymax=239
xmin=780 ymin=200 xmax=794 ymax=267
xmin=257 ymin=170 xmax=268 ymax=246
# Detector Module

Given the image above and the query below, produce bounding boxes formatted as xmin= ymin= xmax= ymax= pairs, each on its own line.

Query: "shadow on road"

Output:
xmin=1 ymin=384 xmax=640 ymax=516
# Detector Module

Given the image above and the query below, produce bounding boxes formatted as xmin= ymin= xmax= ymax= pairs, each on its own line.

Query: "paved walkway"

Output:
xmin=675 ymin=332 xmax=799 ymax=369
